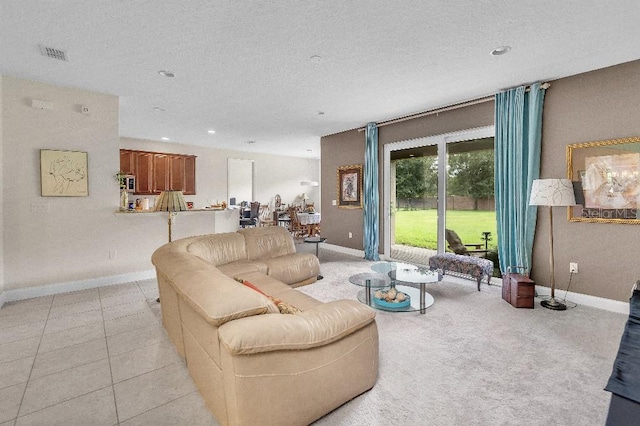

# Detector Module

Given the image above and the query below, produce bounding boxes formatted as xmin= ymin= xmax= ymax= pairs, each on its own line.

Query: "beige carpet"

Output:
xmin=296 ymin=248 xmax=627 ymax=426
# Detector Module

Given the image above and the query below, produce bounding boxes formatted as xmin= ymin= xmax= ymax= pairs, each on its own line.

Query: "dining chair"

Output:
xmin=240 ymin=201 xmax=260 ymax=228
xmin=287 ymin=206 xmax=305 ymax=237
xmin=258 ymin=204 xmax=276 ymax=226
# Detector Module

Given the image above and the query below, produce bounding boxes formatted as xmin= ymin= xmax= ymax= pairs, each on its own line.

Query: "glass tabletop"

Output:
xmin=371 ymin=261 xmax=440 ymax=284
xmin=304 ymin=237 xmax=327 ymax=243
xmin=371 ymin=261 xmax=415 ymax=274
xmin=348 ymin=272 xmax=391 ymax=288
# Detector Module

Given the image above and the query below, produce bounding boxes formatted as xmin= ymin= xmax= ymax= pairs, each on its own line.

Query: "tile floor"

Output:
xmin=0 ymin=279 xmax=217 ymax=425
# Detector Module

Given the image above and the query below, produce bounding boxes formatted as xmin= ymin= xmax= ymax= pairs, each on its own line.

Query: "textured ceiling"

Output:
xmin=1 ymin=1 xmax=640 ymax=159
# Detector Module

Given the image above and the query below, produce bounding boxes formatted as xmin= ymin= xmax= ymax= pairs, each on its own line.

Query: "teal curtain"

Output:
xmin=364 ymin=122 xmax=380 ymax=260
xmin=494 ymin=83 xmax=546 ymax=274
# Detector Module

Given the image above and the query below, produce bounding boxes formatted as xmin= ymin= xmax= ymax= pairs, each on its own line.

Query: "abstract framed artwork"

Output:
xmin=567 ymin=137 xmax=640 ymax=223
xmin=337 ymin=164 xmax=363 ymax=209
xmin=40 ymin=149 xmax=89 ymax=196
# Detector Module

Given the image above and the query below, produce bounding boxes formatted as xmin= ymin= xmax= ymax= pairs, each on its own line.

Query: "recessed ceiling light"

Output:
xmin=208 ymin=130 xmax=216 ymax=134
xmin=152 ymin=106 xmax=166 ymax=112
xmin=490 ymin=46 xmax=511 ymax=56
xmin=161 ymin=137 xmax=170 ymax=141
xmin=317 ymin=111 xmax=325 ymax=115
xmin=310 ymin=55 xmax=322 ymax=62
xmin=245 ymin=140 xmax=256 ymax=144
xmin=157 ymin=70 xmax=175 ymax=77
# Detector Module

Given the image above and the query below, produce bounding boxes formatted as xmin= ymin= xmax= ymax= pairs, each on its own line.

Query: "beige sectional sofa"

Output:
xmin=152 ymin=226 xmax=379 ymax=426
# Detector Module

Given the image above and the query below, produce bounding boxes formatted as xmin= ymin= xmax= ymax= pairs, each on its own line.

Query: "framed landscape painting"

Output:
xmin=40 ymin=149 xmax=89 ymax=197
xmin=337 ymin=164 xmax=363 ymax=208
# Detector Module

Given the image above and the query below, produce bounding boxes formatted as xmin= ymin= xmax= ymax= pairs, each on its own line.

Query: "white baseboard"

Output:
xmin=534 ymin=285 xmax=629 ymax=315
xmin=1 ymin=270 xmax=156 ymax=305
xmin=1 ymin=263 xmax=627 ymax=315
xmin=323 ymin=243 xmax=629 ymax=315
xmin=322 ymin=243 xmax=366 ymax=259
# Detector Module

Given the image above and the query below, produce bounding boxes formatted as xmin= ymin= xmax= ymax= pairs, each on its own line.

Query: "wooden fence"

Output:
xmin=396 ymin=196 xmax=495 ymax=211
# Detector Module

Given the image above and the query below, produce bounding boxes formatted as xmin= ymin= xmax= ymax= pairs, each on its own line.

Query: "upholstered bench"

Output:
xmin=428 ymin=253 xmax=493 ymax=291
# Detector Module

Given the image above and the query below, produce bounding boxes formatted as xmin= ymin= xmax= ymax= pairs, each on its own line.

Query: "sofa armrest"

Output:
xmin=218 ymin=299 xmax=376 ymax=355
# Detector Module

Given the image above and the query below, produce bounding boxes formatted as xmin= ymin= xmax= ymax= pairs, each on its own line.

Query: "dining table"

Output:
xmin=297 ymin=212 xmax=321 ymax=236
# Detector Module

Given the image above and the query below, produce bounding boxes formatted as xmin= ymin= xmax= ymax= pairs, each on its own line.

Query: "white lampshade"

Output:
xmin=301 ymin=193 xmax=309 ymax=200
xmin=529 ymin=179 xmax=576 ymax=207
xmin=154 ymin=191 xmax=187 ymax=212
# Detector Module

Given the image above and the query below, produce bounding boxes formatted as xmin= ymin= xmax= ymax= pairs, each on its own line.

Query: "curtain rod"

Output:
xmin=357 ymin=82 xmax=550 ymax=132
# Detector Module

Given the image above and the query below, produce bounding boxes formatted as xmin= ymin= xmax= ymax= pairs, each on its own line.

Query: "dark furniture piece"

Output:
xmin=239 ymin=201 xmax=259 ymax=228
xmin=605 ymin=282 xmax=640 ymax=425
xmin=304 ymin=236 xmax=327 ymax=257
xmin=501 ymin=267 xmax=535 ymax=308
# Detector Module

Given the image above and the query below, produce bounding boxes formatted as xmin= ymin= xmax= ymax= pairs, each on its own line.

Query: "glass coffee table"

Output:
xmin=349 ymin=262 xmax=441 ymax=314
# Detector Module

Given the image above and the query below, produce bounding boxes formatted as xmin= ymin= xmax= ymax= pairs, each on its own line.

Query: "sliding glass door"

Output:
xmin=384 ymin=126 xmax=495 ymax=264
xmin=390 ymin=144 xmax=439 ymax=261
xmin=444 ymin=138 xmax=496 ymax=257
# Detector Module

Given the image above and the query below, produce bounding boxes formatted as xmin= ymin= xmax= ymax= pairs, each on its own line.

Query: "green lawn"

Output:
xmin=394 ymin=209 xmax=497 ymax=250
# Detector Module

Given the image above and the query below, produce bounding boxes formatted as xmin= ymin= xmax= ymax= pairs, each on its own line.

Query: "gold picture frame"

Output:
xmin=40 ymin=149 xmax=89 ymax=197
xmin=567 ymin=137 xmax=640 ymax=224
xmin=337 ymin=164 xmax=363 ymax=209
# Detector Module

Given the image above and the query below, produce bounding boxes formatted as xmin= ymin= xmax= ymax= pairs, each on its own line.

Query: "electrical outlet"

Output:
xmin=332 ymin=200 xmax=337 ymax=206
xmin=348 ymin=232 xmax=353 ymax=239
xmin=569 ymin=262 xmax=578 ymax=274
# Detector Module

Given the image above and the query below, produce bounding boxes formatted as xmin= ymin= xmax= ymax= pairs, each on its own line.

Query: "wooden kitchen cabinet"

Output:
xmin=183 ymin=155 xmax=196 ymax=195
xmin=120 ymin=150 xmax=135 ymax=175
xmin=169 ymin=155 xmax=185 ymax=191
xmin=153 ymin=154 xmax=170 ymax=193
xmin=134 ymin=152 xmax=154 ymax=194
xmin=120 ymin=149 xmax=196 ymax=195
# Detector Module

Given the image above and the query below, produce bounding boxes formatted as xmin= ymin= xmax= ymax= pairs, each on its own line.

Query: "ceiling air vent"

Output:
xmin=39 ymin=45 xmax=68 ymax=61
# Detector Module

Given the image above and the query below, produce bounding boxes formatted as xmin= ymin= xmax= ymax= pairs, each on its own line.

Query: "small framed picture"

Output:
xmin=337 ymin=164 xmax=363 ymax=209
xmin=40 ymin=149 xmax=89 ymax=197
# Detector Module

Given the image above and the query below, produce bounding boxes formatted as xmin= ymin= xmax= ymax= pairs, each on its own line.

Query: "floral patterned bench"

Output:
xmin=428 ymin=253 xmax=493 ymax=291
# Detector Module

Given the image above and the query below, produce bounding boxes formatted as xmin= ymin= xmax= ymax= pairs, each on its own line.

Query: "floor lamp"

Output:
xmin=154 ymin=190 xmax=187 ymax=303
xmin=529 ymin=179 xmax=576 ymax=311
xmin=154 ymin=190 xmax=187 ymax=242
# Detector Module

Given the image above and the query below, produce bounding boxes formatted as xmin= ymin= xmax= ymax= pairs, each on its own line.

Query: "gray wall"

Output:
xmin=320 ymin=102 xmax=494 ymax=251
xmin=321 ymin=59 xmax=640 ymax=302
xmin=321 ymin=129 xmax=365 ymax=249
xmin=533 ymin=60 xmax=640 ymax=302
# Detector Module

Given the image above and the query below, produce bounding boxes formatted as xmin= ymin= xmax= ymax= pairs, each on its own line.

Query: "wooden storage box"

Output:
xmin=502 ymin=270 xmax=535 ymax=308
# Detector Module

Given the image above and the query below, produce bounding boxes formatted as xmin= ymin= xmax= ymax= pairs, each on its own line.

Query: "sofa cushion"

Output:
xmin=236 ymin=272 xmax=322 ymax=311
xmin=263 ymin=253 xmax=320 ymax=285
xmin=218 ymin=260 xmax=268 ymax=278
xmin=239 ymin=227 xmax=296 ymax=261
xmin=218 ymin=299 xmax=377 ymax=354
xmin=241 ymin=280 xmax=302 ymax=314
xmin=169 ymin=269 xmax=280 ymax=324
xmin=187 ymin=232 xmax=248 ymax=266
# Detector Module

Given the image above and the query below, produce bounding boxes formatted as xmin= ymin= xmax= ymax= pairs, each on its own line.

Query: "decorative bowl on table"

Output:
xmin=373 ymin=288 xmax=410 ymax=309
